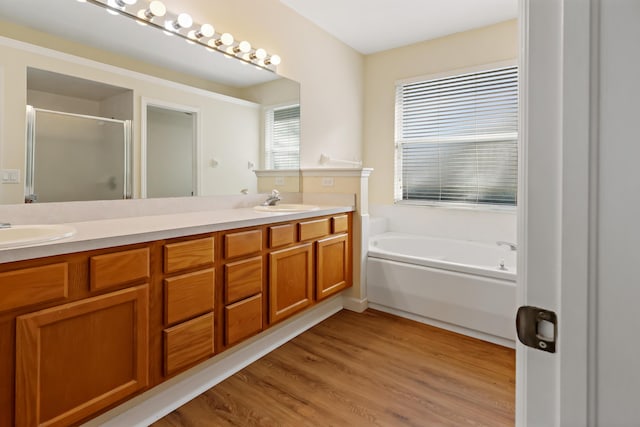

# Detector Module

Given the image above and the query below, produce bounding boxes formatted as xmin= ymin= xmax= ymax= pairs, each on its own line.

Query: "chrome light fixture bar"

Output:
xmin=83 ymin=0 xmax=282 ymax=70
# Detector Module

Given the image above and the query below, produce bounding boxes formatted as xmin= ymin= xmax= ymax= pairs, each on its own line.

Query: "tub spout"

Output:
xmin=497 ymin=241 xmax=517 ymax=251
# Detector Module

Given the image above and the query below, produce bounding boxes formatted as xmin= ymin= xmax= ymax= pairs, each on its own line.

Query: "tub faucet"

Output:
xmin=0 ymin=223 xmax=10 ymax=229
xmin=497 ymin=241 xmax=517 ymax=251
xmin=262 ymin=189 xmax=281 ymax=206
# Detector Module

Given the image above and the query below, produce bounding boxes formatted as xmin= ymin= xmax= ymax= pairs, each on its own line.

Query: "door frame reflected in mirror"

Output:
xmin=141 ymin=98 xmax=201 ymax=199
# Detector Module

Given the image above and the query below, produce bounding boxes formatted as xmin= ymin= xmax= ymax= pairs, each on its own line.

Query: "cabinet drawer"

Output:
xmin=332 ymin=215 xmax=349 ymax=234
xmin=0 ymin=263 xmax=68 ymax=311
xmin=298 ymin=218 xmax=330 ymax=241
xmin=164 ymin=312 xmax=214 ymax=376
xmin=269 ymin=223 xmax=295 ymax=248
xmin=164 ymin=237 xmax=214 ymax=274
xmin=224 ymin=229 xmax=262 ymax=259
xmin=225 ymin=294 xmax=263 ymax=346
xmin=90 ymin=248 xmax=149 ymax=291
xmin=224 ymin=257 xmax=262 ymax=304
xmin=164 ymin=269 xmax=215 ymax=325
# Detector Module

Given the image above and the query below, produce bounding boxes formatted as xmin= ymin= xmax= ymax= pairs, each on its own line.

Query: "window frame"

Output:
xmin=262 ymin=102 xmax=300 ymax=170
xmin=394 ymin=60 xmax=518 ymax=210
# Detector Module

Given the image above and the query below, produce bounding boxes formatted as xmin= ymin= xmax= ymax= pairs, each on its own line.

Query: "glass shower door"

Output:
xmin=26 ymin=106 xmax=131 ymax=203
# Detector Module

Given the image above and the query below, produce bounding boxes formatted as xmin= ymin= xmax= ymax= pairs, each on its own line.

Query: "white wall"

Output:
xmin=370 ymin=204 xmax=516 ymax=244
xmin=596 ymin=0 xmax=640 ymax=423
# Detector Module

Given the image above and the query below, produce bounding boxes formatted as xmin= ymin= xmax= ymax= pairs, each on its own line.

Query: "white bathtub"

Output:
xmin=366 ymin=232 xmax=517 ymax=345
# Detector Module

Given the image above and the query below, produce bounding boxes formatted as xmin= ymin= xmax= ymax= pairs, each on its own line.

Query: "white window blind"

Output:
xmin=395 ymin=65 xmax=518 ymax=206
xmin=265 ymin=104 xmax=300 ymax=169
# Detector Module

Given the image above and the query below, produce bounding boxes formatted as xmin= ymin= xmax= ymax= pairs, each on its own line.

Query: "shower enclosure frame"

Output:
xmin=25 ymin=105 xmax=132 ymax=203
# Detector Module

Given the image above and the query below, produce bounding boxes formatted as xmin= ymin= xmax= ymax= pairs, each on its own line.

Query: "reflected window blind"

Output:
xmin=265 ymin=104 xmax=300 ymax=169
xmin=395 ymin=66 xmax=518 ymax=206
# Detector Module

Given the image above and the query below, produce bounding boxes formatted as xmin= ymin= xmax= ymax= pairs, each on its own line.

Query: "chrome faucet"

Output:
xmin=497 ymin=241 xmax=517 ymax=251
xmin=0 ymin=223 xmax=11 ymax=229
xmin=262 ymin=189 xmax=281 ymax=206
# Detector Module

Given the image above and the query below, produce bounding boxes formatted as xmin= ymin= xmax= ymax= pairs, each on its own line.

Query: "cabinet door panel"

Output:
xmin=164 ymin=269 xmax=215 ymax=325
xmin=316 ymin=234 xmax=350 ymax=300
xmin=269 ymin=244 xmax=313 ymax=324
xmin=224 ymin=257 xmax=262 ymax=304
xmin=225 ymin=294 xmax=263 ymax=346
xmin=163 ymin=312 xmax=214 ymax=376
xmin=15 ymin=285 xmax=149 ymax=427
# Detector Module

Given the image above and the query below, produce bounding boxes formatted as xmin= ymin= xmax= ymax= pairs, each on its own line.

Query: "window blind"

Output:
xmin=265 ymin=104 xmax=300 ymax=170
xmin=395 ymin=66 xmax=518 ymax=206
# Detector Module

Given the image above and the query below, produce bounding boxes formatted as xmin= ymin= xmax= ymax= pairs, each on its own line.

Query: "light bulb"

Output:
xmin=215 ymin=33 xmax=233 ymax=46
xmin=176 ymin=13 xmax=193 ymax=29
xmin=197 ymin=24 xmax=215 ymax=38
xmin=146 ymin=1 xmax=166 ymax=18
xmin=266 ymin=54 xmax=281 ymax=66
xmin=234 ymin=41 xmax=251 ymax=54
xmin=251 ymin=48 xmax=267 ymax=60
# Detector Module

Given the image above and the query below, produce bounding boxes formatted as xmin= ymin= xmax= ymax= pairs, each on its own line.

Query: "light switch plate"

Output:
xmin=322 ymin=177 xmax=334 ymax=187
xmin=1 ymin=169 xmax=20 ymax=184
xmin=274 ymin=177 xmax=285 ymax=185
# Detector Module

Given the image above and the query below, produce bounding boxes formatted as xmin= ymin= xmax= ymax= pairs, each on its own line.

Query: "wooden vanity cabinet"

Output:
xmin=222 ymin=229 xmax=265 ymax=347
xmin=161 ymin=236 xmax=216 ymax=377
xmin=0 ymin=211 xmax=352 ymax=426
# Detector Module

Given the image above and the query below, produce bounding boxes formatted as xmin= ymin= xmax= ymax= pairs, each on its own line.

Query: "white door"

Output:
xmin=520 ymin=0 xmax=640 ymax=425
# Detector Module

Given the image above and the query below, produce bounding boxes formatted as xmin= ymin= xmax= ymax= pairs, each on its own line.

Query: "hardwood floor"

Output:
xmin=153 ymin=309 xmax=515 ymax=427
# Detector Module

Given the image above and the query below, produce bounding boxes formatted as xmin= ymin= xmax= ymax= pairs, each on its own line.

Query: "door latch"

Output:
xmin=516 ymin=306 xmax=557 ymax=353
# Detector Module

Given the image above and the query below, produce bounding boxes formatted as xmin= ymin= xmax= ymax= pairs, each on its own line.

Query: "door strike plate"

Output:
xmin=516 ymin=306 xmax=557 ymax=353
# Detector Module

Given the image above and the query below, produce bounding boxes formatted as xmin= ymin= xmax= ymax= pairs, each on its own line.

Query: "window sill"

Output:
xmin=393 ymin=199 xmax=517 ymax=213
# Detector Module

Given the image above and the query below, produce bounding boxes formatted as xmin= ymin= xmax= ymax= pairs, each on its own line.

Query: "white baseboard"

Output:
xmin=342 ymin=296 xmax=368 ymax=313
xmin=83 ymin=297 xmax=344 ymax=427
xmin=368 ymin=303 xmax=515 ymax=349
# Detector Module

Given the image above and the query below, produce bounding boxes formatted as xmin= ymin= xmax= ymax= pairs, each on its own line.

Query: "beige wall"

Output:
xmin=161 ymin=0 xmax=364 ymax=168
xmin=363 ymin=20 xmax=518 ymax=205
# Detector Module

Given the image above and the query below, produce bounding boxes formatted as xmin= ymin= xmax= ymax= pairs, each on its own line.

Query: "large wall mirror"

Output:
xmin=0 ymin=0 xmax=300 ymax=205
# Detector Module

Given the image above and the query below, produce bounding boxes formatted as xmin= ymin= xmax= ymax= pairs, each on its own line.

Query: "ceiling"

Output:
xmin=280 ymin=0 xmax=518 ymax=54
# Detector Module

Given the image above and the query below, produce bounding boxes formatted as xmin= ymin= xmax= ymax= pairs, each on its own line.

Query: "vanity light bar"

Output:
xmin=87 ymin=0 xmax=281 ymax=70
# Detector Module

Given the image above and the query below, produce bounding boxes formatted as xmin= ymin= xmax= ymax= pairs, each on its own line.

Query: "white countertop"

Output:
xmin=0 ymin=205 xmax=353 ymax=264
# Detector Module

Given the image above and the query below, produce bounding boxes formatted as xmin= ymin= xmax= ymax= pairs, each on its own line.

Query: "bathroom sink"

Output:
xmin=253 ymin=204 xmax=319 ymax=213
xmin=0 ymin=224 xmax=76 ymax=249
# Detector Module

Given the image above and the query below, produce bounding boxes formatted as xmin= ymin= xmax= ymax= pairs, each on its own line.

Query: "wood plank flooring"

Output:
xmin=153 ymin=309 xmax=515 ymax=427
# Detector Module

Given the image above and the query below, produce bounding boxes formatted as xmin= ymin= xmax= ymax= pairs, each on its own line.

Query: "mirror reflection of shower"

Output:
xmin=25 ymin=106 xmax=132 ymax=203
